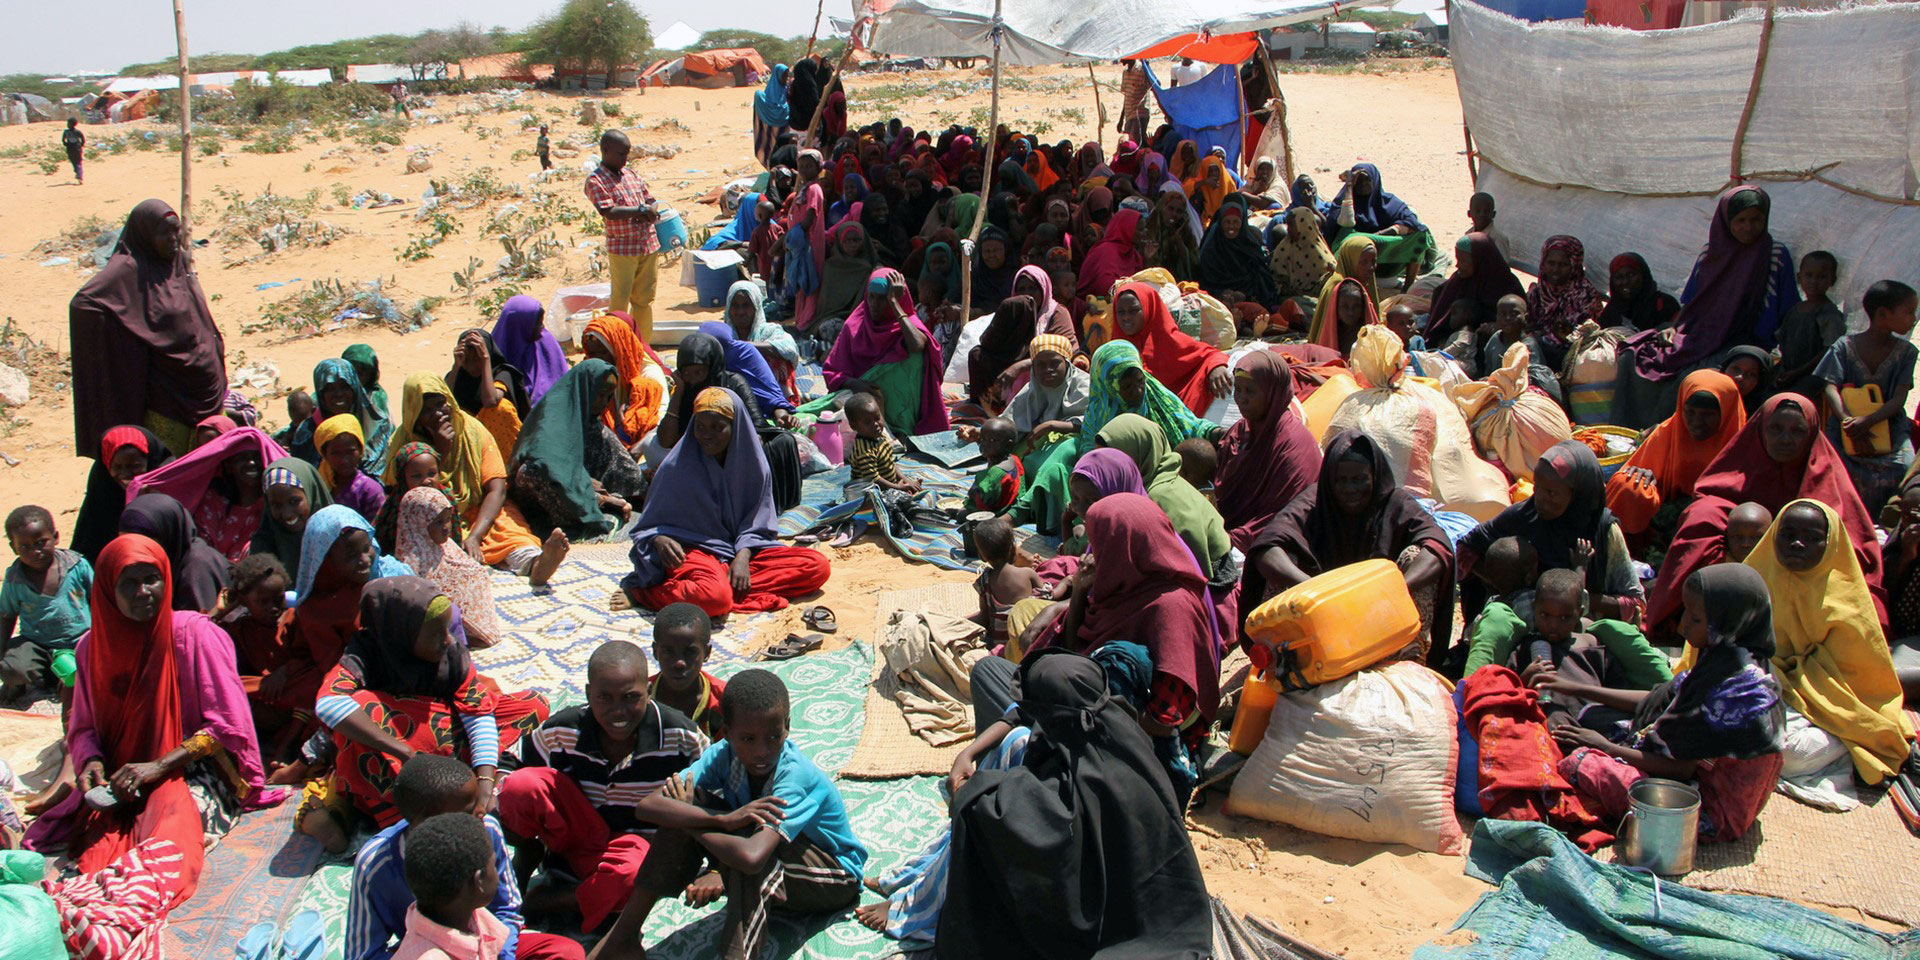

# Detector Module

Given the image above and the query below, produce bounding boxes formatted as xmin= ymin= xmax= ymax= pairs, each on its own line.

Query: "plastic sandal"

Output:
xmin=235 ymin=921 xmax=277 ymax=960
xmin=802 ymin=605 xmax=838 ymax=633
xmin=279 ymin=909 xmax=328 ymax=960
xmin=761 ymin=633 xmax=825 ymax=661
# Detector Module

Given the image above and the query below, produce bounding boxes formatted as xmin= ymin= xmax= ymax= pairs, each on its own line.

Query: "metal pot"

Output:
xmin=1617 ymin=777 xmax=1700 ymax=876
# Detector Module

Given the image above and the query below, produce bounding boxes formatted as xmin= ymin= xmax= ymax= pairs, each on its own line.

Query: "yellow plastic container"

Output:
xmin=1841 ymin=384 xmax=1893 ymax=456
xmin=1244 ymin=558 xmax=1422 ymax=690
xmin=1300 ymin=372 xmax=1362 ymax=442
xmin=1228 ymin=668 xmax=1280 ymax=755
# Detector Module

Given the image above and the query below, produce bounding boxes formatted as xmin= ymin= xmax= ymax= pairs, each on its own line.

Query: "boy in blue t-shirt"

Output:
xmin=589 ymin=669 xmax=866 ymax=960
xmin=0 ymin=506 xmax=92 ymax=701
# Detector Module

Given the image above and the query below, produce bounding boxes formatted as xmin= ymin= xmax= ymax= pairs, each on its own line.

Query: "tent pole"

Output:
xmin=1086 ymin=63 xmax=1108 ymax=138
xmin=173 ymin=0 xmax=192 ymax=261
xmin=958 ymin=0 xmax=1003 ymax=324
xmin=1729 ymin=0 xmax=1778 ymax=184
xmin=1463 ymin=123 xmax=1478 ymax=184
xmin=1255 ymin=38 xmax=1294 ymax=186
xmin=803 ymin=39 xmax=862 ymax=148
xmin=806 ymin=0 xmax=827 ymax=58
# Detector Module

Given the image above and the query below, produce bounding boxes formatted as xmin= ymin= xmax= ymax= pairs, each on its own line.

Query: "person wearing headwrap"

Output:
xmin=1107 ymin=282 xmax=1230 ymax=415
xmin=621 ymin=388 xmax=829 ymax=618
xmin=388 ymin=374 xmax=560 ymax=583
xmin=117 ymin=493 xmax=230 ymax=614
xmin=70 ymin=199 xmax=228 ymax=459
xmin=658 ymin=331 xmax=803 ymax=512
xmin=393 ymin=486 xmax=503 ymax=650
xmin=860 ymin=189 xmax=913 ymax=269
xmin=1605 ymin=370 xmax=1746 ymax=552
xmin=1242 ymin=156 xmax=1282 ymax=209
xmin=998 ymin=336 xmax=1094 ymax=533
xmin=1308 ymin=237 xmax=1382 ymax=355
xmin=1214 ymin=351 xmax=1322 ymax=549
xmin=1613 ymin=185 xmax=1798 ymax=428
xmin=371 ymin=442 xmax=461 ymax=557
xmin=24 ymin=534 xmax=282 ymax=905
xmin=752 ymin=63 xmax=790 ymax=169
xmin=1323 ymin=162 xmax=1436 ymax=280
xmin=1526 ymin=235 xmax=1606 ymax=370
xmin=313 ymin=414 xmax=386 ymax=523
xmin=1251 ymin=431 xmax=1454 ymax=657
xmin=1096 ymin=414 xmax=1232 ymax=588
xmin=1424 ymin=232 xmax=1527 ymax=340
xmin=823 ymin=268 xmax=950 ymax=437
xmin=341 ymin=344 xmax=389 ymax=421
xmin=1167 ymin=140 xmax=1201 ymax=184
xmin=253 ymin=458 xmax=332 ymax=582
xmin=699 ymin=320 xmax=794 ymax=420
xmin=1184 ymin=154 xmax=1235 ymax=227
xmin=581 ymin=312 xmax=670 ymax=450
xmin=492 ymin=294 xmax=569 ymax=409
xmin=311 ymin=576 xmax=548 ymax=830
xmin=1195 ymin=194 xmax=1279 ymax=310
xmin=973 ymin=226 xmax=1020 ymax=309
xmin=968 ymin=296 xmax=1040 ymax=412
xmin=1719 ymin=344 xmax=1776 ymax=417
xmin=787 ymin=59 xmax=824 ymax=142
xmin=1145 ymin=182 xmax=1200 ymax=283
xmin=820 ymin=81 xmax=848 ymax=144
xmin=1270 ymin=205 xmax=1337 ymax=300
xmin=724 ymin=280 xmax=801 ymax=403
xmin=448 ymin=327 xmax=533 ymax=458
xmin=828 ymin=172 xmax=868 ymax=229
xmin=510 ymin=359 xmax=648 ymax=539
xmin=126 ymin=426 xmax=283 ymax=562
xmin=786 ymin=153 xmax=830 ymax=329
xmin=285 ymin=357 xmax=394 ymax=478
xmin=817 ymin=219 xmax=881 ymax=328
xmin=1596 ymin=252 xmax=1680 ymax=332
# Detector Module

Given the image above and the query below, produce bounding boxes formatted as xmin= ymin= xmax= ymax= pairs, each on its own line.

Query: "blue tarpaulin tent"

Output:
xmin=1470 ymin=0 xmax=1585 ymax=20
xmin=1145 ymin=62 xmax=1246 ymax=170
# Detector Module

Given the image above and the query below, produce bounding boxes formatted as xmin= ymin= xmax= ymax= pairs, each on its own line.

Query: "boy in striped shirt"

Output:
xmin=496 ymin=640 xmax=707 ymax=933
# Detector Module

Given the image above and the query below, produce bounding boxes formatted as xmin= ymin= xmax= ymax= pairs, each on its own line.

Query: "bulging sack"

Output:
xmin=1451 ymin=340 xmax=1573 ymax=480
xmin=1226 ymin=660 xmax=1465 ymax=854
xmin=1562 ymin=321 xmax=1630 ymax=424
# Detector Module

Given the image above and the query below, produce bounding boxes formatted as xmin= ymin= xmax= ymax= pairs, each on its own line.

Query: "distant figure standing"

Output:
xmin=1170 ymin=57 xmax=1210 ymax=88
xmin=536 ymin=124 xmax=552 ymax=171
xmin=585 ymin=129 xmax=662 ymax=343
xmin=61 ymin=118 xmax=83 ymax=183
xmin=391 ymin=81 xmax=411 ymax=119
xmin=1118 ymin=60 xmax=1150 ymax=145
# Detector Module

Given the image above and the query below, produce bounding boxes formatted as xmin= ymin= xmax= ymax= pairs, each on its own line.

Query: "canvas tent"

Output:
xmin=680 ymin=48 xmax=771 ymax=88
xmin=866 ymin=0 xmax=1369 ymax=65
xmin=1451 ymin=0 xmax=1920 ymax=313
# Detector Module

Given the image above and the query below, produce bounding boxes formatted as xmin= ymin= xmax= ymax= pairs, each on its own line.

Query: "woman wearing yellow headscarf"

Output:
xmin=1306 ymin=236 xmax=1380 ymax=355
xmin=313 ymin=413 xmax=387 ymax=522
xmin=1745 ymin=498 xmax=1914 ymax=784
xmin=388 ymin=373 xmax=567 ymax=584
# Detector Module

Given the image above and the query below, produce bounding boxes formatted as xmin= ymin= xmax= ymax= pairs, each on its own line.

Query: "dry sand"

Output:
xmin=0 ymin=62 xmax=1592 ymax=957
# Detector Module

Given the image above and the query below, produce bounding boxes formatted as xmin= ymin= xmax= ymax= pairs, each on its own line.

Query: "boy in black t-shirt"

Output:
xmin=61 ymin=118 xmax=83 ymax=183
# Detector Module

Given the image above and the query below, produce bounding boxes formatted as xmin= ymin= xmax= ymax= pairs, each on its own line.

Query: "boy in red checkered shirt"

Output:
xmin=585 ymin=130 xmax=662 ymax=343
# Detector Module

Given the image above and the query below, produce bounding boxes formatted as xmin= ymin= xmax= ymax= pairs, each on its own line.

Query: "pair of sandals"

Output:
xmin=762 ymin=606 xmax=836 ymax=661
xmin=236 ymin=909 xmax=326 ymax=960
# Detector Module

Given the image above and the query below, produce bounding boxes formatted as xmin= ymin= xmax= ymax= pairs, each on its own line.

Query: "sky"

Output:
xmin=1 ymin=0 xmax=839 ymax=76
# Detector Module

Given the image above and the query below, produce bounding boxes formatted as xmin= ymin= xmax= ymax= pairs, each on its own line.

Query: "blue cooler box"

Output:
xmin=694 ymin=260 xmax=740 ymax=306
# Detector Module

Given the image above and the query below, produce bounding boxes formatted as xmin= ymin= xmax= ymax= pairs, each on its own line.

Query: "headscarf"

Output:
xmin=393 ymin=486 xmax=503 ymax=647
xmin=725 ymin=279 xmax=799 ymax=372
xmin=698 ymin=321 xmax=792 ymax=414
xmin=667 ymin=332 xmax=764 ymax=439
xmin=1025 ymin=151 xmax=1060 ymax=193
xmin=1597 ymin=253 xmax=1680 ymax=331
xmin=313 ymin=413 xmax=369 ymax=491
xmin=819 ymin=220 xmax=879 ymax=321
xmin=1083 ymin=340 xmax=1215 ymax=446
xmin=194 ymin=414 xmax=238 ymax=444
xmin=1079 ymin=494 xmax=1218 ymax=717
xmin=1110 ymin=281 xmax=1227 ymax=416
xmin=1096 ymin=413 xmax=1231 ymax=579
xmin=828 ymin=173 xmax=868 ymax=228
xmin=1745 ymin=499 xmax=1913 ymax=782
xmin=1309 ymin=242 xmax=1383 ymax=353
xmin=1526 ymin=235 xmax=1604 ymax=346
xmin=118 ymin=493 xmax=228 ymax=612
xmin=1721 ymin=345 xmax=1776 ymax=417
xmin=492 ymin=294 xmax=567 ymax=408
xmin=1629 ymin=564 xmax=1784 ymax=761
xmin=1424 ymin=232 xmax=1525 ymax=337
xmin=447 ymin=328 xmax=530 ymax=417
xmin=822 ymin=268 xmax=950 ymax=435
xmin=69 ymin=199 xmax=227 ymax=457
xmin=1604 ymin=369 xmax=1745 ymax=532
xmin=341 ymin=344 xmax=388 ymax=419
xmin=710 ymin=191 xmax=764 ymax=248
xmin=1194 ymin=195 xmax=1278 ymax=308
xmin=1014 ymin=263 xmax=1075 ymax=343
xmin=1185 ymin=155 xmax=1234 ymax=225
xmin=1076 ymin=209 xmax=1145 ymax=299
xmin=693 ymin=387 xmax=734 ymax=418
xmin=1214 ymin=351 xmax=1322 ymax=544
xmin=623 ymin=388 xmax=783 ymax=593
xmin=860 ymin=192 xmax=911 ymax=268
xmin=511 ymin=359 xmax=621 ymax=537
xmin=337 ymin=576 xmax=481 ymax=705
xmin=1070 ymin=447 xmax=1148 ymax=499
xmin=754 ymin=63 xmax=790 ymax=127
xmin=1327 ymin=162 xmax=1425 ymax=237
xmin=787 ymin=59 xmax=824 ymax=134
xmin=252 ymin=457 xmax=333 ymax=578
xmin=969 ymin=296 xmax=1038 ymax=402
xmin=388 ymin=374 xmax=492 ymax=517
xmin=1168 ymin=140 xmax=1201 ymax=183
xmin=973 ymin=226 xmax=1020 ymax=307
xmin=583 ymin=314 xmax=668 ymax=444
xmin=1005 ymin=334 xmax=1091 ymax=433
xmin=1461 ymin=440 xmax=1617 ymax=596
xmin=1070 ymin=142 xmax=1105 ymax=185
xmin=1625 ymin=185 xmax=1792 ymax=379
xmin=291 ymin=503 xmax=407 ymax=607
xmin=124 ymin=426 xmax=286 ymax=520
xmin=1271 ymin=206 xmax=1336 ymax=298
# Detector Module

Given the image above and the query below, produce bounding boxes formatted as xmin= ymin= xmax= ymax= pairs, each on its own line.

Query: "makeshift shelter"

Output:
xmin=1451 ymin=0 xmax=1920 ymax=312
xmin=866 ymin=0 xmax=1369 ymax=65
xmin=1145 ymin=61 xmax=1247 ymax=168
xmin=680 ymin=48 xmax=770 ymax=88
xmin=458 ymin=53 xmax=550 ymax=83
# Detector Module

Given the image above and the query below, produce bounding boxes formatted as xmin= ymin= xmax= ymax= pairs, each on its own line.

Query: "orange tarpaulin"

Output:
xmin=681 ymin=48 xmax=771 ymax=77
xmin=1128 ymin=32 xmax=1260 ymax=64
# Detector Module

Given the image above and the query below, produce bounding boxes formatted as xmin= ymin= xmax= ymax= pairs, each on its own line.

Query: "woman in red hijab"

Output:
xmin=1646 ymin=393 xmax=1883 ymax=632
xmin=1108 ymin=281 xmax=1231 ymax=416
xmin=25 ymin=534 xmax=280 ymax=906
xmin=1215 ymin=350 xmax=1323 ymax=549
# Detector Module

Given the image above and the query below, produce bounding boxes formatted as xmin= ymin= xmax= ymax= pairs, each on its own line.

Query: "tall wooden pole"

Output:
xmin=1086 ymin=63 xmax=1107 ymax=137
xmin=173 ymin=0 xmax=193 ymax=256
xmin=1255 ymin=37 xmax=1294 ymax=186
xmin=806 ymin=0 xmax=827 ymax=58
xmin=957 ymin=0 xmax=1003 ymax=323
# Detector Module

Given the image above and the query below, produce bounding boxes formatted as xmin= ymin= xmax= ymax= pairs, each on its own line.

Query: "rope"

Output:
xmin=1619 ymin=864 xmax=1667 ymax=919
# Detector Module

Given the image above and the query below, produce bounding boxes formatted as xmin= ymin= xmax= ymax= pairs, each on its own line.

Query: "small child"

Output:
xmin=1470 ymin=535 xmax=1539 ymax=631
xmin=1482 ymin=294 xmax=1529 ymax=375
xmin=846 ymin=392 xmax=920 ymax=494
xmin=273 ymin=390 xmax=316 ymax=448
xmin=1818 ymin=279 xmax=1919 ymax=513
xmin=1775 ymin=251 xmax=1845 ymax=400
xmin=1174 ymin=437 xmax=1218 ymax=494
xmin=216 ymin=554 xmax=298 ymax=761
xmin=393 ymin=813 xmax=507 ymax=960
xmin=919 ymin=276 xmax=962 ymax=369
xmin=1465 ymin=568 xmax=1671 ymax=730
xmin=1724 ymin=501 xmax=1774 ymax=564
xmin=318 ymin=416 xmax=387 ymax=523
xmin=592 ymin=671 xmax=867 ymax=960
xmin=1383 ymin=302 xmax=1425 ymax=352
xmin=973 ymin=517 xmax=1047 ymax=651
xmin=0 ymin=507 xmax=92 ymax=702
xmin=649 ymin=604 xmax=728 ymax=740
xmin=968 ymin=418 xmax=1025 ymax=513
xmin=1468 ymin=192 xmax=1496 ymax=235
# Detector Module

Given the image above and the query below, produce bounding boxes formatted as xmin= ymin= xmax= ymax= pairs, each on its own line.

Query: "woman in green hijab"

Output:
xmin=508 ymin=359 xmax=647 ymax=539
xmin=253 ymin=457 xmax=334 ymax=581
xmin=1096 ymin=412 xmax=1231 ymax=581
xmin=342 ymin=343 xmax=388 ymax=421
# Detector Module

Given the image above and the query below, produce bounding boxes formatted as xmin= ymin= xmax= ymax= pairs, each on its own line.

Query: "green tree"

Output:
xmin=525 ymin=0 xmax=651 ymax=85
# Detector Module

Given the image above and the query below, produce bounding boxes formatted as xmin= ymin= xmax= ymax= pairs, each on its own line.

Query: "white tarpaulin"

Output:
xmin=1452 ymin=0 xmax=1920 ymax=313
xmin=866 ymin=0 xmax=1363 ymax=65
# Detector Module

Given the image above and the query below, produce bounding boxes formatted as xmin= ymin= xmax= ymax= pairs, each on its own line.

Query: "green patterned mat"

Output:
xmin=290 ymin=642 xmax=949 ymax=960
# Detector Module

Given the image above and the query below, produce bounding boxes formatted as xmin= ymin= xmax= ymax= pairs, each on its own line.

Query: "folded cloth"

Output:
xmin=881 ymin=610 xmax=991 ymax=746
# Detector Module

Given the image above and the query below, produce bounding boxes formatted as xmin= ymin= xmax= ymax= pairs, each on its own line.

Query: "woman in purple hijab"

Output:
xmin=491 ymin=295 xmax=569 ymax=408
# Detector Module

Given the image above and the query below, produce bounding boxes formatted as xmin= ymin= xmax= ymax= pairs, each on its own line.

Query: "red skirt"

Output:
xmin=333 ymin=677 xmax=549 ymax=826
xmin=632 ymin=546 xmax=829 ymax=618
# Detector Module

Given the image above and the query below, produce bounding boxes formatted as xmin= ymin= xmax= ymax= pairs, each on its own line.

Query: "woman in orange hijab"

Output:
xmin=1185 ymin=154 xmax=1234 ymax=227
xmin=1605 ymin=369 xmax=1746 ymax=551
xmin=1025 ymin=150 xmax=1061 ymax=193
xmin=581 ymin=310 xmax=670 ymax=452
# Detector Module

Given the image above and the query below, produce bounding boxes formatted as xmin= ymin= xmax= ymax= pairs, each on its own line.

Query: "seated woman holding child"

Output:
xmin=618 ymin=388 xmax=830 ymax=620
xmin=126 ymin=426 xmax=284 ymax=562
xmin=509 ymin=360 xmax=647 ymax=539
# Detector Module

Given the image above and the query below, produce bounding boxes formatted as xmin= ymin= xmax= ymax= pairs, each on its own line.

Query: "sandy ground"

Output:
xmin=0 ymin=62 xmax=1586 ymax=957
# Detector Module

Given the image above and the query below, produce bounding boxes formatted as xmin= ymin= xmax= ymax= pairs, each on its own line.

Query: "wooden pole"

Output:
xmin=957 ymin=0 xmax=1003 ymax=323
xmin=1255 ymin=37 xmax=1294 ymax=186
xmin=173 ymin=0 xmax=192 ymax=257
xmin=1729 ymin=0 xmax=1778 ymax=183
xmin=1086 ymin=63 xmax=1107 ymax=138
xmin=806 ymin=0 xmax=827 ymax=58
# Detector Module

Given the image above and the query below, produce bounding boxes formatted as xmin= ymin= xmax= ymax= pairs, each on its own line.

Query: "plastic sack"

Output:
xmin=1451 ymin=340 xmax=1574 ymax=480
xmin=1327 ymin=326 xmax=1510 ymax=521
xmin=1176 ymin=284 xmax=1238 ymax=351
xmin=1561 ymin=321 xmax=1631 ymax=425
xmin=0 ymin=851 xmax=63 ymax=960
xmin=1226 ymin=661 xmax=1465 ymax=854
